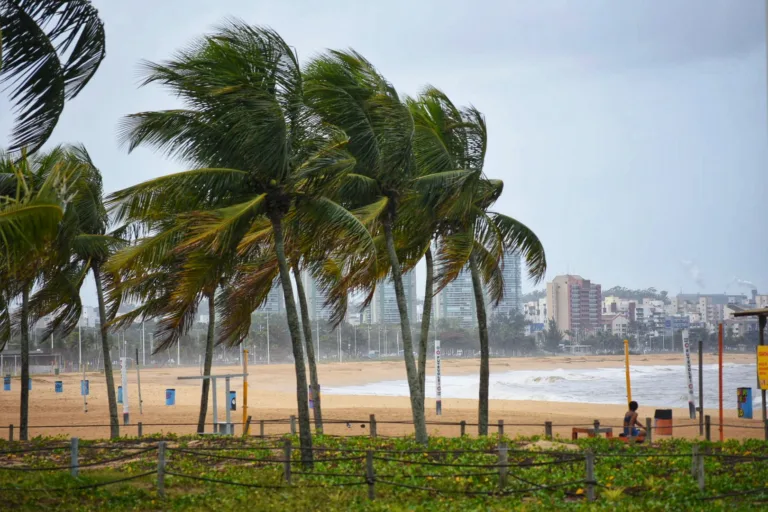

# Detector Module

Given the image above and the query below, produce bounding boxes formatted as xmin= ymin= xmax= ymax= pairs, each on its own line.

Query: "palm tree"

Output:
xmin=28 ymin=145 xmax=123 ymax=438
xmin=0 ymin=146 xmax=97 ymax=440
xmin=409 ymin=89 xmax=546 ymax=435
xmin=113 ymin=21 xmax=374 ymax=462
xmin=0 ymin=1 xmax=106 ymax=153
xmin=304 ymin=53 xmax=474 ymax=444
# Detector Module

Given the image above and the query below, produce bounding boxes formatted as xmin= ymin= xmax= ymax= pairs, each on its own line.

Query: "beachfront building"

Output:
xmin=372 ymin=271 xmax=418 ymax=325
xmin=492 ymin=251 xmax=523 ymax=315
xmin=301 ymin=271 xmax=334 ymax=321
xmin=602 ymin=313 xmax=630 ymax=337
xmin=546 ymin=275 xmax=602 ymax=339
xmin=258 ymin=282 xmax=284 ymax=315
xmin=435 ymin=269 xmax=477 ymax=327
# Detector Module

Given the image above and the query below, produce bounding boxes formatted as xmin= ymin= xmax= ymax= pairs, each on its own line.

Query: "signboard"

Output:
xmin=682 ymin=329 xmax=696 ymax=419
xmin=737 ymin=388 xmax=753 ymax=419
xmin=757 ymin=346 xmax=768 ymax=390
xmin=435 ymin=340 xmax=442 ymax=416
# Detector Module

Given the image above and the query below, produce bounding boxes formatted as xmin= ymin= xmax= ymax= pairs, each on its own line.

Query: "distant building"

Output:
xmin=492 ymin=252 xmax=522 ymax=315
xmin=373 ymin=271 xmax=418 ymax=325
xmin=602 ymin=313 xmax=630 ymax=337
xmin=436 ymin=269 xmax=477 ymax=327
xmin=257 ymin=281 xmax=284 ymax=315
xmin=546 ymin=275 xmax=602 ymax=338
xmin=301 ymin=271 xmax=334 ymax=322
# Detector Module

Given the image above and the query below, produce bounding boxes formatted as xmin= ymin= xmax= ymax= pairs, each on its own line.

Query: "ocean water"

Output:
xmin=324 ymin=364 xmax=761 ymax=410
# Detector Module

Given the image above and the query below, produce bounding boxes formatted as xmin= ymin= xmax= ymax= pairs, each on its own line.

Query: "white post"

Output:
xmin=435 ymin=339 xmax=442 ymax=415
xmin=78 ymin=318 xmax=82 ymax=373
xmin=142 ymin=321 xmax=145 ymax=367
xmin=82 ymin=354 xmax=88 ymax=413
xmin=135 ymin=349 xmax=143 ymax=415
xmin=267 ymin=314 xmax=270 ymax=365
xmin=120 ymin=357 xmax=130 ymax=424
xmin=225 ymin=377 xmax=231 ymax=434
xmin=682 ymin=329 xmax=696 ymax=419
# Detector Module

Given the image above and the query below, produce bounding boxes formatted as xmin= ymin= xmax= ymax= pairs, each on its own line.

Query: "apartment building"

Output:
xmin=546 ymin=275 xmax=602 ymax=337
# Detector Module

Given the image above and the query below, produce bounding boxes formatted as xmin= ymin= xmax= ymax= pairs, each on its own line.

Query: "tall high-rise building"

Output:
xmin=546 ymin=275 xmax=602 ymax=338
xmin=257 ymin=280 xmax=284 ymax=314
xmin=493 ymin=252 xmax=522 ymax=315
xmin=301 ymin=271 xmax=334 ymax=321
xmin=436 ymin=269 xmax=477 ymax=327
xmin=374 ymin=271 xmax=418 ymax=325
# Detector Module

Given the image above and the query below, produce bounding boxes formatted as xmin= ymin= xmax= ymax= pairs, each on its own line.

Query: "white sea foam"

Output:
xmin=323 ymin=364 xmax=759 ymax=410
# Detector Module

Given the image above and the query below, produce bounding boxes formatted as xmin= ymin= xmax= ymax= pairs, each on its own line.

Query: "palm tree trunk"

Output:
xmin=292 ymin=266 xmax=324 ymax=434
xmin=418 ymin=246 xmax=434 ymax=411
xmin=383 ymin=219 xmax=427 ymax=444
xmin=270 ymin=214 xmax=313 ymax=465
xmin=196 ymin=293 xmax=216 ymax=433
xmin=19 ymin=284 xmax=30 ymax=441
xmin=93 ymin=264 xmax=119 ymax=439
xmin=469 ymin=252 xmax=489 ymax=436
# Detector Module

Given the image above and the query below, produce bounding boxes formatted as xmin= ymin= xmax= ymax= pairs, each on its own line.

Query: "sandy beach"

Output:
xmin=0 ymin=354 xmax=762 ymax=441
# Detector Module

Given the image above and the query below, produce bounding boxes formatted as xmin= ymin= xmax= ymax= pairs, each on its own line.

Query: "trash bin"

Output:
xmin=737 ymin=388 xmax=753 ymax=419
xmin=654 ymin=409 xmax=673 ymax=435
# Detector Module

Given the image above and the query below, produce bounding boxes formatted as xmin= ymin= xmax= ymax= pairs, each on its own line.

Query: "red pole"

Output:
xmin=719 ymin=323 xmax=724 ymax=442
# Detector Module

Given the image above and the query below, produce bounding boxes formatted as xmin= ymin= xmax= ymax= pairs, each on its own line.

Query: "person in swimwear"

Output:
xmin=623 ymin=401 xmax=646 ymax=437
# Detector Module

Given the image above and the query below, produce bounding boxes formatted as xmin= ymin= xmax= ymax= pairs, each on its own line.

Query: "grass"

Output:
xmin=1 ymin=433 xmax=767 ymax=510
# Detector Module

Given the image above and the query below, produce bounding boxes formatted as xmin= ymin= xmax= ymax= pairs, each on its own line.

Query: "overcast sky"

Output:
xmin=3 ymin=0 xmax=767 ymax=304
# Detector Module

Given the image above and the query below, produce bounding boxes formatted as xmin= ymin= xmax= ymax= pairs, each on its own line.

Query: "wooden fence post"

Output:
xmin=138 ymin=422 xmax=143 ymax=438
xmin=705 ymin=415 xmax=711 ymax=442
xmin=259 ymin=419 xmax=265 ymax=438
xmin=70 ymin=437 xmax=79 ymax=477
xmin=585 ymin=449 xmax=596 ymax=502
xmin=283 ymin=439 xmax=292 ymax=484
xmin=545 ymin=421 xmax=553 ymax=440
xmin=498 ymin=443 xmax=508 ymax=491
xmin=366 ymin=450 xmax=375 ymax=500
xmin=369 ymin=414 xmax=377 ymax=439
xmin=244 ymin=416 xmax=252 ymax=437
xmin=645 ymin=418 xmax=652 ymax=444
xmin=764 ymin=420 xmax=768 ymax=441
xmin=697 ymin=448 xmax=705 ymax=491
xmin=460 ymin=421 xmax=466 ymax=437
xmin=8 ymin=424 xmax=13 ymax=442
xmin=157 ymin=441 xmax=166 ymax=497
xmin=290 ymin=415 xmax=297 ymax=435
xmin=498 ymin=420 xmax=504 ymax=439
xmin=691 ymin=445 xmax=699 ymax=479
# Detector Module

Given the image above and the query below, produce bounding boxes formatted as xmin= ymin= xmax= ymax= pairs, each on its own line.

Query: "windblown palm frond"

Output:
xmin=0 ymin=0 xmax=106 ymax=153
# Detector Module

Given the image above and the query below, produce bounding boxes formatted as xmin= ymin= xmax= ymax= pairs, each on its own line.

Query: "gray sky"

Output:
xmin=3 ymin=0 xmax=767 ymax=303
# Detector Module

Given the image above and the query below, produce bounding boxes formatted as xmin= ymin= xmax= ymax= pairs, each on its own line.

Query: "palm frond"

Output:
xmin=487 ymin=212 xmax=547 ymax=283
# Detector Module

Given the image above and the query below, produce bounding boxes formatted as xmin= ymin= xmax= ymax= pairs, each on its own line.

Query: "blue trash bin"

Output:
xmin=737 ymin=387 xmax=753 ymax=419
xmin=165 ymin=388 xmax=175 ymax=406
xmin=55 ymin=381 xmax=63 ymax=393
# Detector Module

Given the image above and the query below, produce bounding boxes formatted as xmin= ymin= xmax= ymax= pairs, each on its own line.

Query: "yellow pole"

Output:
xmin=624 ymin=339 xmax=632 ymax=407
xmin=242 ymin=349 xmax=249 ymax=435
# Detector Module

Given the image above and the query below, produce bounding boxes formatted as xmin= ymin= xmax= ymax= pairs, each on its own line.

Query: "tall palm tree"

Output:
xmin=0 ymin=0 xmax=106 ymax=153
xmin=113 ymin=21 xmax=373 ymax=462
xmin=26 ymin=145 xmax=123 ymax=439
xmin=305 ymin=53 xmax=474 ymax=444
xmin=0 ymin=146 xmax=98 ymax=440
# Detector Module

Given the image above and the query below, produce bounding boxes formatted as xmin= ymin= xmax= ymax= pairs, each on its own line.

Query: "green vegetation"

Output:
xmin=1 ymin=434 xmax=766 ymax=511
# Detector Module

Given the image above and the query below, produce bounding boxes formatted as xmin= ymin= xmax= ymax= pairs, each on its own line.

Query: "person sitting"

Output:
xmin=622 ymin=401 xmax=646 ymax=439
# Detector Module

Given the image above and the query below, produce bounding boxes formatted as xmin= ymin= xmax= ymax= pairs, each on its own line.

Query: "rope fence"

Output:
xmin=1 ymin=439 xmax=767 ymax=503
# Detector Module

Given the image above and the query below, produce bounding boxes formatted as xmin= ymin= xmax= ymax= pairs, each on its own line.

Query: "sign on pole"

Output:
xmin=682 ymin=329 xmax=696 ymax=419
xmin=435 ymin=339 xmax=442 ymax=416
xmin=758 ymin=346 xmax=768 ymax=390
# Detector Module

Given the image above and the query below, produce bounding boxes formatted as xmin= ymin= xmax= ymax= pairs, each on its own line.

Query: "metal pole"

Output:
xmin=759 ymin=315 xmax=766 ymax=422
xmin=316 ymin=317 xmax=319 ymax=361
xmin=212 ymin=377 xmax=218 ymax=431
xmin=225 ymin=377 xmax=231 ymax=434
xmin=78 ymin=319 xmax=82 ymax=373
xmin=243 ymin=349 xmax=248 ymax=435
xmin=354 ymin=325 xmax=357 ymax=357
xmin=718 ymin=323 xmax=724 ymax=442
xmin=699 ymin=338 xmax=704 ymax=436
xmin=367 ymin=324 xmax=371 ymax=355
xmin=142 ymin=321 xmax=145 ymax=367
xmin=135 ymin=349 xmax=143 ymax=415
xmin=624 ymin=339 xmax=632 ymax=407
xmin=177 ymin=336 xmax=180 ymax=367
xmin=267 ymin=313 xmax=270 ymax=365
